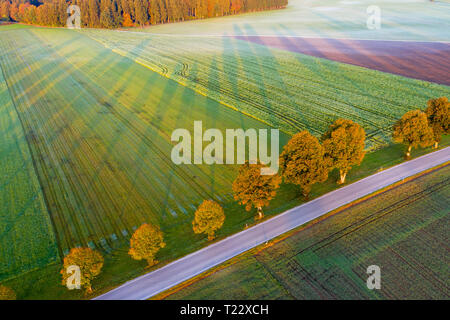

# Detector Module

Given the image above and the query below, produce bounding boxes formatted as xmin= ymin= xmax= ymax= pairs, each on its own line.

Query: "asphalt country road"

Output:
xmin=95 ymin=147 xmax=450 ymax=300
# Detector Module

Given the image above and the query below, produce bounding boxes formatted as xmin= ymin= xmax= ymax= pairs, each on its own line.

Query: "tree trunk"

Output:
xmin=146 ymin=258 xmax=156 ymax=268
xmin=302 ymin=190 xmax=309 ymax=200
xmin=406 ymin=145 xmax=412 ymax=158
xmin=339 ymin=170 xmax=347 ymax=184
xmin=257 ymin=206 xmax=263 ymax=220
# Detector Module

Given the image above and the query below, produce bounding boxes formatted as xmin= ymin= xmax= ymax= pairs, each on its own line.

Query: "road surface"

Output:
xmin=95 ymin=147 xmax=450 ymax=300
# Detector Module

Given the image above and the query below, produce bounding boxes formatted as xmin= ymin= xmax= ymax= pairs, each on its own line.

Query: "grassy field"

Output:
xmin=0 ymin=49 xmax=59 ymax=280
xmin=131 ymin=0 xmax=450 ymax=41
xmin=85 ymin=29 xmax=450 ymax=150
xmin=163 ymin=165 xmax=450 ymax=300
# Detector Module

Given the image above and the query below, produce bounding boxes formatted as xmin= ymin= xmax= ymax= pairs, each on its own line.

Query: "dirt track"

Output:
xmin=236 ymin=36 xmax=450 ymax=86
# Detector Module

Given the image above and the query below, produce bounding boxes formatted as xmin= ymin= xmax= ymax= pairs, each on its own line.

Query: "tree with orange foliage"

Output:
xmin=193 ymin=200 xmax=225 ymax=240
xmin=122 ymin=12 xmax=134 ymax=27
xmin=9 ymin=2 xmax=18 ymax=21
xmin=321 ymin=119 xmax=366 ymax=184
xmin=231 ymin=0 xmax=243 ymax=14
xmin=0 ymin=0 xmax=288 ymax=27
xmin=61 ymin=247 xmax=104 ymax=294
xmin=129 ymin=223 xmax=166 ymax=267
xmin=425 ymin=97 xmax=449 ymax=148
xmin=280 ymin=131 xmax=328 ymax=198
xmin=0 ymin=1 xmax=10 ymax=20
xmin=207 ymin=0 xmax=215 ymax=17
xmin=393 ymin=110 xmax=434 ymax=158
xmin=232 ymin=162 xmax=281 ymax=220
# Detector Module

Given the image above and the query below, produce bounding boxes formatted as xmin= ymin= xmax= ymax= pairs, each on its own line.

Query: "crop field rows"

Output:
xmin=0 ymin=27 xmax=285 ymax=258
xmin=167 ymin=165 xmax=450 ymax=299
xmin=0 ymin=53 xmax=58 ymax=280
xmin=85 ymin=30 xmax=450 ymax=150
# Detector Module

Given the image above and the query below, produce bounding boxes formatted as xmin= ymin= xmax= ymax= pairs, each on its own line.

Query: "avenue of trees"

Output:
xmin=233 ymin=118 xmax=366 ymax=220
xmin=0 ymin=0 xmax=288 ymax=28
xmin=233 ymin=96 xmax=448 ymax=218
xmin=425 ymin=97 xmax=449 ymax=149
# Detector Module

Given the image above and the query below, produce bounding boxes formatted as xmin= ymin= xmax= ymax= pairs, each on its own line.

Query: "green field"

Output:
xmin=165 ymin=165 xmax=450 ymax=299
xmin=85 ymin=28 xmax=450 ymax=150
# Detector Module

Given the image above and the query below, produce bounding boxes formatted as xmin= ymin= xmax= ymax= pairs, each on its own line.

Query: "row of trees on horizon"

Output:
xmin=0 ymin=0 xmax=288 ymax=28
xmin=59 ymin=96 xmax=448 ymax=295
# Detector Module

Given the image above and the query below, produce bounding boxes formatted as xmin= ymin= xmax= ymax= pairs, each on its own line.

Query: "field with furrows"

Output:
xmin=0 ymin=27 xmax=288 ymax=258
xmin=85 ymin=29 xmax=450 ymax=150
xmin=0 ymin=52 xmax=58 ymax=280
xmin=166 ymin=165 xmax=450 ymax=299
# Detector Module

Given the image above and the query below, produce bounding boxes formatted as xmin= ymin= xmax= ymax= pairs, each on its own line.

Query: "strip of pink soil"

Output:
xmin=235 ymin=36 xmax=450 ymax=86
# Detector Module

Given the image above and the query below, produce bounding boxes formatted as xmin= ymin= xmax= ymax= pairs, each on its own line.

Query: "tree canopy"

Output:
xmin=393 ymin=109 xmax=434 ymax=157
xmin=129 ymin=223 xmax=166 ymax=267
xmin=321 ymin=119 xmax=365 ymax=184
xmin=232 ymin=162 xmax=281 ymax=219
xmin=0 ymin=0 xmax=288 ymax=28
xmin=60 ymin=247 xmax=104 ymax=293
xmin=425 ymin=96 xmax=449 ymax=148
xmin=279 ymin=130 xmax=328 ymax=198
xmin=192 ymin=199 xmax=225 ymax=240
